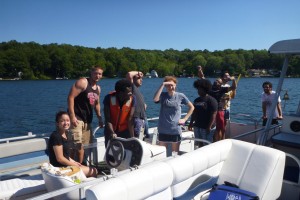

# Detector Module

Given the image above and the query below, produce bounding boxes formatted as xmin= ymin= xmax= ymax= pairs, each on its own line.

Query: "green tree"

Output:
xmin=206 ymin=56 xmax=223 ymax=76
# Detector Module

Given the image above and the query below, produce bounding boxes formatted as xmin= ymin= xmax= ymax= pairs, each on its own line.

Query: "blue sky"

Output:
xmin=1 ymin=0 xmax=299 ymax=51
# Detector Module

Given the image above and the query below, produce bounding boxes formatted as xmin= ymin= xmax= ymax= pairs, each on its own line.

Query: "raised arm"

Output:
xmin=126 ymin=71 xmax=143 ymax=83
xmin=197 ymin=66 xmax=205 ymax=79
xmin=229 ymin=77 xmax=237 ymax=98
xmin=153 ymin=83 xmax=165 ymax=102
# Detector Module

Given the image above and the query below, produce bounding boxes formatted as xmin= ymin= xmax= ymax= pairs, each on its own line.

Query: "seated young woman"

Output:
xmin=48 ymin=111 xmax=97 ymax=178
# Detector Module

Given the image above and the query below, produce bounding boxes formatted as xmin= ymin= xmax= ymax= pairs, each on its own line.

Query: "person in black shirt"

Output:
xmin=48 ymin=111 xmax=97 ymax=177
xmin=196 ymin=66 xmax=236 ymax=142
xmin=68 ymin=66 xmax=104 ymax=164
xmin=188 ymin=79 xmax=218 ymax=147
xmin=209 ymin=78 xmax=236 ymax=141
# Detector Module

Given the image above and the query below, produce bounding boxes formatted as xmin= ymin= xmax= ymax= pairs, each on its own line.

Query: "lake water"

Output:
xmin=0 ymin=77 xmax=299 ymax=139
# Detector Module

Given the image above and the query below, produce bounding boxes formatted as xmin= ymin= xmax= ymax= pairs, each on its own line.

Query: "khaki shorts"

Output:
xmin=70 ymin=120 xmax=92 ymax=145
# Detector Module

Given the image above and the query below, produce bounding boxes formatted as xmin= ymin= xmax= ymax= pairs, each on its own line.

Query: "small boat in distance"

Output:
xmin=150 ymin=70 xmax=158 ymax=78
xmin=55 ymin=76 xmax=68 ymax=80
xmin=145 ymin=72 xmax=151 ymax=78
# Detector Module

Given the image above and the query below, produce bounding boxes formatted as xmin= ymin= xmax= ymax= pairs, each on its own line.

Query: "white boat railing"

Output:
xmin=0 ymin=132 xmax=36 ymax=143
xmin=27 ymin=177 xmax=107 ymax=200
xmin=232 ymin=124 xmax=281 ymax=141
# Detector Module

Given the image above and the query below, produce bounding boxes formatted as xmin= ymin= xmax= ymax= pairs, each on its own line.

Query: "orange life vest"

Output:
xmin=109 ymin=92 xmax=133 ymax=132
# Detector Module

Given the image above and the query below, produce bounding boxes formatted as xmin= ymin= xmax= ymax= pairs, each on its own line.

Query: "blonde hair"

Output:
xmin=164 ymin=76 xmax=177 ymax=84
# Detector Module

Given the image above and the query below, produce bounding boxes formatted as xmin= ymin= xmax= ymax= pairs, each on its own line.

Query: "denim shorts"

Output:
xmin=193 ymin=126 xmax=215 ymax=143
xmin=133 ymin=118 xmax=145 ymax=137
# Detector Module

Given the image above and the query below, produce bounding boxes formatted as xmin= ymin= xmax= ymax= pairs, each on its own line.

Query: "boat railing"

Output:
xmin=232 ymin=123 xmax=281 ymax=146
xmin=256 ymin=123 xmax=282 ymax=145
xmin=229 ymin=113 xmax=261 ymax=128
xmin=0 ymin=132 xmax=36 ymax=143
xmin=27 ymin=176 xmax=109 ymax=200
xmin=285 ymin=153 xmax=300 ymax=185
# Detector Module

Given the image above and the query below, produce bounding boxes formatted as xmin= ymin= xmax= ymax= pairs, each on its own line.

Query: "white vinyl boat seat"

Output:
xmin=271 ymin=115 xmax=300 ymax=148
xmin=272 ymin=132 xmax=300 ymax=148
xmin=86 ymin=139 xmax=285 ymax=200
xmin=166 ymin=139 xmax=232 ymax=199
xmin=170 ymin=139 xmax=286 ymax=200
xmin=0 ymin=138 xmax=49 ymax=199
xmin=0 ymin=138 xmax=49 ymax=179
xmin=0 ymin=174 xmax=46 ymax=200
xmin=41 ymin=163 xmax=95 ymax=200
xmin=85 ymin=161 xmax=174 ymax=200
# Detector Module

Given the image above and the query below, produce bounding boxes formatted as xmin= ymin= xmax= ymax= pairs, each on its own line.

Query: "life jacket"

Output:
xmin=109 ymin=91 xmax=133 ymax=132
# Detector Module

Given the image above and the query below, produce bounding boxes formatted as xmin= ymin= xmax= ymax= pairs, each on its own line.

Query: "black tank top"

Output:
xmin=74 ymin=78 xmax=99 ymax=123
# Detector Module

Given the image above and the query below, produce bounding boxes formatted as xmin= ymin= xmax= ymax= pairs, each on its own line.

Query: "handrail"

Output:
xmin=285 ymin=153 xmax=300 ymax=185
xmin=92 ymin=113 xmax=188 ymax=137
xmin=232 ymin=127 xmax=264 ymax=140
xmin=27 ymin=177 xmax=108 ymax=200
xmin=230 ymin=113 xmax=261 ymax=128
xmin=230 ymin=123 xmax=280 ymax=142
xmin=0 ymin=133 xmax=36 ymax=143
xmin=256 ymin=124 xmax=281 ymax=145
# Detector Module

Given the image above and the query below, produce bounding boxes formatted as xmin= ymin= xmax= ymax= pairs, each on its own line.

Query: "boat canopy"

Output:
xmin=268 ymin=39 xmax=300 ymax=55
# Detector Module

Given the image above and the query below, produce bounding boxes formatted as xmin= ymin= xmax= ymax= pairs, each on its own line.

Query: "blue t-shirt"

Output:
xmin=157 ymin=92 xmax=190 ymax=135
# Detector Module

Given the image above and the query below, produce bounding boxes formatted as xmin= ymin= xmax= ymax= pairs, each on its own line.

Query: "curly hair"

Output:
xmin=262 ymin=81 xmax=272 ymax=88
xmin=193 ymin=79 xmax=212 ymax=94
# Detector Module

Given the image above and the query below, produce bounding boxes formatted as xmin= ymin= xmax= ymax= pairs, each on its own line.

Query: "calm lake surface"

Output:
xmin=1 ymin=77 xmax=299 ymax=139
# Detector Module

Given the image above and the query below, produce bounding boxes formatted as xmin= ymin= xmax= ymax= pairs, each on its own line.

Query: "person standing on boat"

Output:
xmin=103 ymin=79 xmax=136 ymax=147
xmin=67 ymin=66 xmax=104 ymax=164
xmin=197 ymin=66 xmax=236 ymax=141
xmin=126 ymin=71 xmax=149 ymax=139
xmin=221 ymin=71 xmax=237 ymax=120
xmin=48 ymin=111 xmax=97 ymax=177
xmin=261 ymin=81 xmax=283 ymax=126
xmin=188 ymin=79 xmax=218 ymax=147
xmin=153 ymin=76 xmax=194 ymax=154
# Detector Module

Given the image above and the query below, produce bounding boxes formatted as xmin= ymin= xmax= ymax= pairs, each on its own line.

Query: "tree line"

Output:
xmin=0 ymin=40 xmax=300 ymax=80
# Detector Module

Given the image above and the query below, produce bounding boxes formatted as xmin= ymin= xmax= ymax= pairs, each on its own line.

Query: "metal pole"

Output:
xmin=258 ymin=55 xmax=289 ymax=145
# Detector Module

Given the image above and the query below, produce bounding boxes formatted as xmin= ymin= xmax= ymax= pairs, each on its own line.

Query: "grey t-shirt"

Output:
xmin=157 ymin=92 xmax=190 ymax=135
xmin=132 ymin=84 xmax=146 ymax=119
